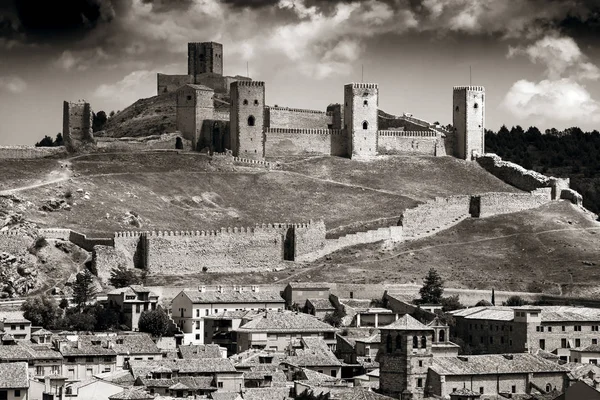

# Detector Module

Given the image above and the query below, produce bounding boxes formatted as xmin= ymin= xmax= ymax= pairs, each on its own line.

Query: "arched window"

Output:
xmin=396 ymin=334 xmax=402 ymax=349
xmin=421 ymin=335 xmax=427 ymax=348
xmin=363 ymin=100 xmax=368 ymax=106
xmin=439 ymin=330 xmax=445 ymax=342
xmin=65 ymin=387 xmax=73 ymax=395
xmin=455 ymin=106 xmax=459 ymax=112
xmin=243 ymin=99 xmax=248 ymax=105
xmin=474 ymin=103 xmax=479 ymax=109
xmin=413 ymin=336 xmax=419 ymax=348
xmin=362 ymin=121 xmax=368 ymax=130
xmin=546 ymin=384 xmax=552 ymax=392
xmin=248 ymin=115 xmax=255 ymax=126
xmin=254 ymin=99 xmax=259 ymax=106
xmin=386 ymin=334 xmax=393 ymax=353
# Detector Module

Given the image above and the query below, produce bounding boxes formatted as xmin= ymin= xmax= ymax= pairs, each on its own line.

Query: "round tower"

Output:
xmin=344 ymin=83 xmax=379 ymax=159
xmin=452 ymin=86 xmax=485 ymax=160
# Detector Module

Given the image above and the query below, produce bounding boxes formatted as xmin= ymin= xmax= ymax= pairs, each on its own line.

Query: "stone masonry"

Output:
xmin=63 ymin=100 xmax=95 ymax=153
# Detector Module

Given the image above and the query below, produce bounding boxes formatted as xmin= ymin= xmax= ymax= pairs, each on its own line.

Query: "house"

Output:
xmin=0 ymin=340 xmax=62 ymax=379
xmin=451 ymin=305 xmax=600 ymax=360
xmin=305 ymin=298 xmax=335 ymax=319
xmin=29 ymin=374 xmax=68 ymax=400
xmin=105 ymin=285 xmax=159 ymax=331
xmin=234 ymin=310 xmax=337 ymax=353
xmin=552 ymin=380 xmax=600 ymax=400
xmin=0 ymin=311 xmax=31 ymax=340
xmin=0 ymin=362 xmax=28 ymax=400
xmin=57 ymin=336 xmax=118 ymax=380
xmin=282 ymin=337 xmax=343 ymax=379
xmin=570 ymin=344 xmax=600 ymax=364
xmin=283 ymin=282 xmax=330 ymax=309
xmin=242 ymin=365 xmax=288 ymax=389
xmin=179 ymin=344 xmax=225 ymax=359
xmin=30 ymin=327 xmax=53 ymax=345
xmin=63 ymin=378 xmax=126 ymax=400
xmin=98 ymin=334 xmax=163 ymax=369
xmin=171 ymin=287 xmax=285 ymax=345
xmin=203 ymin=310 xmax=262 ymax=356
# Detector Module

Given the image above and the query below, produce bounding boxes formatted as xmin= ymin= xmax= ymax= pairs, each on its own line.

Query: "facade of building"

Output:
xmin=0 ymin=311 xmax=31 ymax=341
xmin=57 ymin=337 xmax=117 ymax=380
xmin=0 ymin=362 xmax=28 ymax=400
xmin=283 ymin=282 xmax=330 ymax=309
xmin=105 ymin=285 xmax=159 ymax=331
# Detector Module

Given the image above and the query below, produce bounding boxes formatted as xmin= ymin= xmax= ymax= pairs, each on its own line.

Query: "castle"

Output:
xmin=161 ymin=42 xmax=485 ymax=161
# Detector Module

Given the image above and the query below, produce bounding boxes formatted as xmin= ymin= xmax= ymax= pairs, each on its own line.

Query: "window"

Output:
xmin=196 ymin=334 xmax=200 ymax=340
xmin=187 ymin=95 xmax=192 ymax=101
xmin=562 ymin=326 xmax=566 ymax=331
xmin=548 ymin=326 xmax=552 ymax=332
xmin=501 ymin=336 xmax=504 ymax=344
xmin=490 ymin=336 xmax=494 ymax=344
xmin=363 ymin=100 xmax=368 ymax=106
xmin=10 ymin=325 xmax=15 ymax=330
xmin=561 ymin=338 xmax=567 ymax=348
xmin=205 ymin=309 xmax=209 ymax=316
xmin=19 ymin=325 xmax=24 ymax=330
xmin=512 ymin=385 xmax=516 ymax=393
xmin=593 ymin=326 xmax=599 ymax=332
xmin=474 ymin=103 xmax=479 ymax=109
xmin=36 ymin=366 xmax=43 ymax=375
xmin=418 ymin=360 xmax=423 ymax=367
xmin=576 ymin=339 xmax=581 ymax=347
xmin=136 ymin=304 xmax=140 ymax=313
xmin=455 ymin=106 xmax=459 ymax=112
xmin=546 ymin=384 xmax=552 ymax=392
xmin=575 ymin=325 xmax=582 ymax=331
xmin=386 ymin=334 xmax=393 ymax=352
xmin=396 ymin=334 xmax=401 ymax=349
xmin=254 ymin=99 xmax=259 ymax=105
xmin=362 ymin=121 xmax=368 ymax=130
xmin=86 ymin=357 xmax=94 ymax=363
xmin=593 ymin=339 xmax=598 ymax=345
xmin=591 ymin=359 xmax=598 ymax=365
xmin=421 ymin=335 xmax=426 ymax=348
xmin=196 ymin=321 xmax=200 ymax=329
xmin=248 ymin=116 xmax=255 ymax=126
xmin=479 ymin=387 xmax=484 ymax=394
xmin=417 ymin=378 xmax=423 ymax=388
xmin=539 ymin=339 xmax=545 ymax=350
xmin=243 ymin=99 xmax=248 ymax=105
xmin=480 ymin=336 xmax=484 ymax=344
xmin=104 ymin=357 xmax=112 ymax=362
xmin=104 ymin=367 xmax=110 ymax=373
xmin=536 ymin=326 xmax=540 ymax=332
xmin=218 ymin=382 xmax=224 ymax=388
xmin=196 ymin=309 xmax=200 ymax=317
xmin=65 ymin=387 xmax=73 ymax=395
xmin=413 ymin=336 xmax=419 ymax=348
xmin=331 ymin=370 xmax=337 ymax=377
xmin=14 ymin=390 xmax=20 ymax=397
xmin=86 ymin=368 xmax=93 ymax=377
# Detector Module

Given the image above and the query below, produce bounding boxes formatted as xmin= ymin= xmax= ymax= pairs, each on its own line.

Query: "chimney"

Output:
xmin=199 ymin=286 xmax=206 ymax=293
xmin=218 ymin=285 xmax=224 ymax=293
xmin=252 ymin=286 xmax=259 ymax=292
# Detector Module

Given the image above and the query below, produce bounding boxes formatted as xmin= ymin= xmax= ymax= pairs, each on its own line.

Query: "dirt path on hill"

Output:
xmin=0 ymin=159 xmax=73 ymax=195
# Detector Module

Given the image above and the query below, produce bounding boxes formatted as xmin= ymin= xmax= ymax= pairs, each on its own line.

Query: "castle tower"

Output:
xmin=453 ymin=86 xmax=485 ymax=160
xmin=379 ymin=315 xmax=434 ymax=400
xmin=62 ymin=100 xmax=94 ymax=153
xmin=344 ymin=83 xmax=378 ymax=159
xmin=176 ymin=84 xmax=215 ymax=151
xmin=230 ymin=81 xmax=265 ymax=159
xmin=188 ymin=42 xmax=223 ymax=76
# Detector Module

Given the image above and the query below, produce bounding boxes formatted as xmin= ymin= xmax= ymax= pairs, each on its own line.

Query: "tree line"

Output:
xmin=485 ymin=125 xmax=600 ymax=214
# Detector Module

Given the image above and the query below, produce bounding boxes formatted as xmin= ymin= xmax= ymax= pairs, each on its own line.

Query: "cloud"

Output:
xmin=0 ymin=75 xmax=27 ymax=93
xmin=54 ymin=48 xmax=109 ymax=71
xmin=503 ymin=79 xmax=600 ymax=123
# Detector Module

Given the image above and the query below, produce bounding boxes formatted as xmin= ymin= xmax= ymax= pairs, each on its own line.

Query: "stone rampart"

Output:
xmin=0 ymin=231 xmax=32 ymax=254
xmin=265 ymin=106 xmax=332 ymax=129
xmin=69 ymin=231 xmax=114 ymax=252
xmin=377 ymin=131 xmax=439 ymax=156
xmin=93 ymin=245 xmax=128 ymax=282
xmin=264 ymin=128 xmax=346 ymax=157
xmin=157 ymin=73 xmax=193 ymax=94
xmin=96 ymin=133 xmax=192 ymax=152
xmin=38 ymin=229 xmax=71 ymax=240
xmin=476 ymin=154 xmax=570 ymax=199
xmin=294 ymin=220 xmax=326 ymax=258
xmin=0 ymin=146 xmax=65 ymax=160
xmin=477 ymin=192 xmax=551 ymax=218
xmin=213 ymin=110 xmax=230 ymax=121
xmin=560 ymin=189 xmax=583 ymax=206
xmin=400 ymin=196 xmax=471 ymax=239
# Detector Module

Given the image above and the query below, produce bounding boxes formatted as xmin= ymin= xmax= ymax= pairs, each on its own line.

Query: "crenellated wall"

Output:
xmin=68 ymin=231 xmax=114 ymax=252
xmin=400 ymin=195 xmax=472 ymax=239
xmin=477 ymin=191 xmax=552 ymax=218
xmin=38 ymin=229 xmax=71 ymax=240
xmin=0 ymin=231 xmax=33 ymax=254
xmin=377 ymin=130 xmax=440 ymax=156
xmin=264 ymin=128 xmax=346 ymax=157
xmin=0 ymin=146 xmax=66 ymax=160
xmin=265 ymin=106 xmax=332 ymax=129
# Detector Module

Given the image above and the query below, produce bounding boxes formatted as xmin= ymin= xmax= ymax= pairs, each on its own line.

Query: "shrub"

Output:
xmin=139 ymin=308 xmax=170 ymax=337
xmin=504 ymin=295 xmax=528 ymax=307
xmin=21 ymin=295 xmax=60 ymax=328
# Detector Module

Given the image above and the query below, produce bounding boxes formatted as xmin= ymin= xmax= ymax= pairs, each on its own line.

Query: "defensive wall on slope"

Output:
xmin=475 ymin=190 xmax=552 ymax=218
xmin=0 ymin=231 xmax=33 ymax=254
xmin=96 ymin=133 xmax=193 ymax=152
xmin=157 ymin=74 xmax=194 ymax=94
xmin=264 ymin=128 xmax=346 ymax=157
xmin=400 ymin=195 xmax=471 ymax=239
xmin=68 ymin=231 xmax=114 ymax=252
xmin=265 ymin=106 xmax=332 ymax=129
xmin=377 ymin=130 xmax=440 ymax=156
xmin=0 ymin=146 xmax=65 ymax=160
xmin=38 ymin=229 xmax=71 ymax=240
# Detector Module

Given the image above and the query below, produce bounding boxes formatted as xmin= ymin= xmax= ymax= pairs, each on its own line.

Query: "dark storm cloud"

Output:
xmin=218 ymin=0 xmax=279 ymax=9
xmin=139 ymin=0 xmax=197 ymax=12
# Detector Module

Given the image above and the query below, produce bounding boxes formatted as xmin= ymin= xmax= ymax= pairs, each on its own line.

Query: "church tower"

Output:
xmin=379 ymin=315 xmax=434 ymax=400
xmin=230 ymin=81 xmax=265 ymax=159
xmin=453 ymin=86 xmax=485 ymax=160
xmin=344 ymin=83 xmax=379 ymax=159
xmin=188 ymin=42 xmax=224 ymax=76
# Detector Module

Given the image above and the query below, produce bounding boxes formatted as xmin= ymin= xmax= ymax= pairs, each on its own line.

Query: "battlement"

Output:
xmin=265 ymin=128 xmax=343 ymax=136
xmin=234 ymin=81 xmax=265 ymax=87
xmin=378 ymin=130 xmax=437 ymax=137
xmin=453 ymin=86 xmax=485 ymax=91
xmin=347 ymin=83 xmax=378 ymax=89
xmin=0 ymin=230 xmax=26 ymax=237
xmin=266 ymin=106 xmax=326 ymax=115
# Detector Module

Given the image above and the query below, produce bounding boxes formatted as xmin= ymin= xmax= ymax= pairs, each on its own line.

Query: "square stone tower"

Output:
xmin=230 ymin=81 xmax=265 ymax=159
xmin=344 ymin=83 xmax=379 ymax=159
xmin=188 ymin=42 xmax=223 ymax=76
xmin=379 ymin=315 xmax=434 ymax=400
xmin=453 ymin=86 xmax=485 ymax=160
xmin=62 ymin=101 xmax=94 ymax=153
xmin=176 ymin=84 xmax=215 ymax=150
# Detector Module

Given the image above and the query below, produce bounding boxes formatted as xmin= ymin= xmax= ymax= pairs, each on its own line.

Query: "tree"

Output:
xmin=92 ymin=111 xmax=108 ymax=132
xmin=504 ymin=295 xmax=528 ymax=307
xmin=475 ymin=299 xmax=492 ymax=307
xmin=59 ymin=298 xmax=69 ymax=309
xmin=441 ymin=295 xmax=463 ymax=312
xmin=35 ymin=135 xmax=54 ymax=147
xmin=72 ymin=270 xmax=97 ymax=309
xmin=109 ymin=266 xmax=140 ymax=288
xmin=324 ymin=309 xmax=345 ymax=328
xmin=21 ymin=295 xmax=60 ymax=328
xmin=54 ymin=132 xmax=64 ymax=146
xmin=139 ymin=308 xmax=170 ymax=337
xmin=58 ymin=308 xmax=96 ymax=331
xmin=418 ymin=268 xmax=444 ymax=304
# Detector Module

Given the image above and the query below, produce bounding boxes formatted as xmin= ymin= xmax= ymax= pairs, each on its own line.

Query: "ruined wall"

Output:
xmin=213 ymin=110 xmax=230 ymax=121
xmin=93 ymin=245 xmax=129 ymax=282
xmin=477 ymin=153 xmax=570 ymax=199
xmin=400 ymin=196 xmax=471 ymax=239
xmin=377 ymin=131 xmax=438 ymax=155
xmin=560 ymin=189 xmax=583 ymax=206
xmin=157 ymin=74 xmax=193 ymax=94
xmin=265 ymin=107 xmax=332 ymax=129
xmin=68 ymin=231 xmax=114 ymax=252
xmin=195 ymin=74 xmax=247 ymax=95
xmin=0 ymin=231 xmax=33 ymax=254
xmin=96 ymin=133 xmax=192 ymax=152
xmin=0 ymin=146 xmax=65 ymax=159
xmin=264 ymin=128 xmax=346 ymax=157
xmin=378 ymin=114 xmax=431 ymax=131
xmin=477 ymin=192 xmax=551 ymax=218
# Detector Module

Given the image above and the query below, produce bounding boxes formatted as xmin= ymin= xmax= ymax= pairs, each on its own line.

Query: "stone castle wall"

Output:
xmin=0 ymin=231 xmax=33 ymax=254
xmin=400 ymin=195 xmax=472 ymax=239
xmin=264 ymin=128 xmax=346 ymax=157
xmin=477 ymin=191 xmax=551 ymax=218
xmin=38 ymin=229 xmax=72 ymax=240
xmin=68 ymin=231 xmax=114 ymax=252
xmin=0 ymin=146 xmax=65 ymax=160
xmin=157 ymin=74 xmax=193 ymax=94
xmin=265 ymin=107 xmax=332 ymax=129
xmin=377 ymin=130 xmax=439 ymax=156
xmin=96 ymin=133 xmax=192 ymax=152
xmin=294 ymin=221 xmax=327 ymax=257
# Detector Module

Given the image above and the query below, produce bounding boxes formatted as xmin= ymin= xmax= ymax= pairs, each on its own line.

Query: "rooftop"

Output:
xmin=451 ymin=306 xmax=600 ymax=323
xmin=285 ymin=337 xmax=342 ymax=367
xmin=183 ymin=290 xmax=284 ymax=304
xmin=287 ymin=282 xmax=330 ymax=290
xmin=129 ymin=358 xmax=237 ymax=379
xmin=380 ymin=314 xmax=432 ymax=331
xmin=236 ymin=310 xmax=337 ymax=333
xmin=0 ymin=311 xmax=29 ymax=324
xmin=179 ymin=344 xmax=223 ymax=359
xmin=0 ymin=361 xmax=28 ymax=388
xmin=108 ymin=388 xmax=154 ymax=400
xmin=306 ymin=298 xmax=335 ymax=310
xmin=430 ymin=354 xmax=570 ymax=376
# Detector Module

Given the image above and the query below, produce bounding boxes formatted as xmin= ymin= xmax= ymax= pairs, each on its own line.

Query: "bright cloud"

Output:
xmin=0 ymin=75 xmax=27 ymax=93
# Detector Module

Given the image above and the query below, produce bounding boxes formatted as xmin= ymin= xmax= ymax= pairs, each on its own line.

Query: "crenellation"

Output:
xmin=266 ymin=106 xmax=327 ymax=115
xmin=453 ymin=86 xmax=485 ymax=91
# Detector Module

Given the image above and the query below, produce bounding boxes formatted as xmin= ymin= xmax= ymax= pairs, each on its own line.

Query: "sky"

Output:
xmin=0 ymin=0 xmax=600 ymax=145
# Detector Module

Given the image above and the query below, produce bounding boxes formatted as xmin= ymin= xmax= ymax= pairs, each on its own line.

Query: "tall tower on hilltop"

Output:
xmin=188 ymin=42 xmax=223 ymax=76
xmin=62 ymin=100 xmax=94 ymax=153
xmin=344 ymin=83 xmax=379 ymax=159
xmin=453 ymin=86 xmax=485 ymax=160
xmin=379 ymin=315 xmax=434 ymax=400
xmin=230 ymin=81 xmax=265 ymax=159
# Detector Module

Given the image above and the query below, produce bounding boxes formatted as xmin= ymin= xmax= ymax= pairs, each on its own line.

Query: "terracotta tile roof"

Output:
xmin=306 ymin=298 xmax=335 ymax=310
xmin=109 ymin=334 xmax=161 ymax=355
xmin=94 ymin=369 xmax=135 ymax=386
xmin=108 ymin=388 xmax=154 ymax=400
xmin=452 ymin=306 xmax=600 ymax=323
xmin=237 ymin=310 xmax=337 ymax=333
xmin=242 ymin=368 xmax=287 ymax=385
xmin=129 ymin=358 xmax=237 ymax=379
xmin=295 ymin=368 xmax=340 ymax=385
xmin=430 ymin=354 xmax=570 ymax=376
xmin=0 ymin=311 xmax=29 ymax=324
xmin=59 ymin=336 xmax=117 ymax=357
xmin=0 ymin=342 xmax=62 ymax=361
xmin=204 ymin=310 xmax=262 ymax=320
xmin=380 ymin=314 xmax=432 ymax=331
xmin=355 ymin=333 xmax=380 ymax=344
xmin=210 ymin=392 xmax=243 ymax=400
xmin=331 ymin=387 xmax=395 ymax=400
xmin=243 ymin=387 xmax=292 ymax=400
xmin=179 ymin=344 xmax=223 ymax=359
xmin=450 ymin=306 xmax=515 ymax=321
xmin=183 ymin=290 xmax=284 ymax=304
xmin=287 ymin=282 xmax=330 ymax=290
xmin=340 ymin=299 xmax=372 ymax=309
xmin=575 ymin=344 xmax=600 ymax=352
xmin=232 ymin=350 xmax=287 ymax=368
xmin=0 ymin=361 xmax=28 ymax=388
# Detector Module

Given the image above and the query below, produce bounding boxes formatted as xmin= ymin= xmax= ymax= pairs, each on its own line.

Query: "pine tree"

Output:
xmin=72 ymin=270 xmax=97 ymax=309
xmin=418 ymin=268 xmax=444 ymax=304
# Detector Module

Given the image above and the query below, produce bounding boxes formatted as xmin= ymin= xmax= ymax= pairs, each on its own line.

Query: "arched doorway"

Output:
xmin=212 ymin=122 xmax=223 ymax=152
xmin=283 ymin=227 xmax=295 ymax=261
